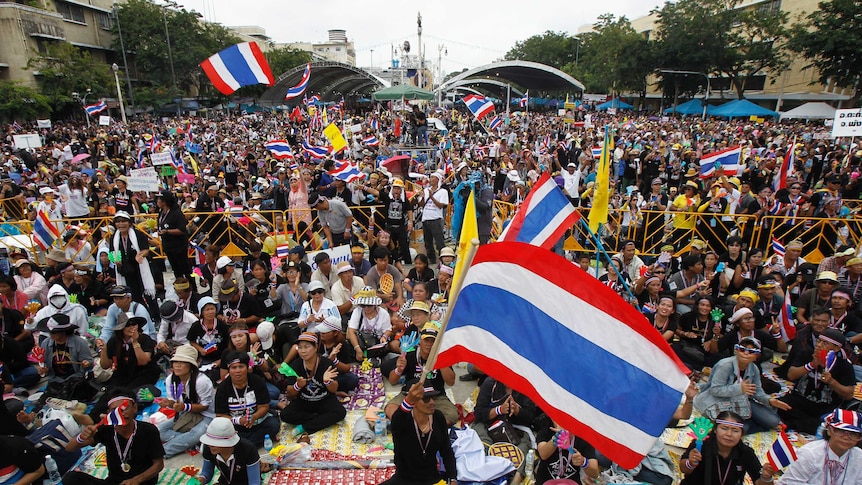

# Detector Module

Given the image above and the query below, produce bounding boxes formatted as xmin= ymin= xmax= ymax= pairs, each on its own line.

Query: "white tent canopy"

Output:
xmin=780 ymin=102 xmax=836 ymax=120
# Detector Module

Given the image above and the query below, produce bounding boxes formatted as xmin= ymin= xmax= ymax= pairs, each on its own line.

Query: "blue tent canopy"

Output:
xmin=664 ymin=99 xmax=716 ymax=116
xmin=710 ymin=99 xmax=779 ymax=118
xmin=596 ymin=98 xmax=634 ymax=110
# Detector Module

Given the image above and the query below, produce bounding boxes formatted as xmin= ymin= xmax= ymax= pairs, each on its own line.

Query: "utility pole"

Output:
xmin=417 ymin=12 xmax=422 ymax=89
xmin=437 ymin=44 xmax=446 ymax=106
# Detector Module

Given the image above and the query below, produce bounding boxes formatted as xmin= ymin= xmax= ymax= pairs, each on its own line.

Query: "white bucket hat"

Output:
xmin=199 ymin=417 xmax=240 ymax=447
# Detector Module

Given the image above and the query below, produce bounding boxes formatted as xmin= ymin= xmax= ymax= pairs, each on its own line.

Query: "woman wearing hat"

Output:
xmin=157 ymin=344 xmax=215 ymax=457
xmin=35 ymin=314 xmax=93 ymax=393
xmin=669 ymin=181 xmax=700 ymax=243
xmin=280 ymin=332 xmax=345 ymax=443
xmin=109 ymin=211 xmax=157 ymax=303
xmin=110 ymin=176 xmax=139 ymax=215
xmin=187 ymin=297 xmax=229 ymax=381
xmin=196 ymin=417 xmax=264 ymax=485
xmin=694 ymin=335 xmax=787 ymax=433
xmin=13 ymin=258 xmax=48 ymax=305
xmin=346 ymin=286 xmax=392 ymax=364
xmin=779 ymin=409 xmax=862 ymax=484
xmin=36 ymin=186 xmax=63 ymax=233
xmin=298 ymin=280 xmax=338 ymax=332
xmin=213 ymin=351 xmax=281 ymax=447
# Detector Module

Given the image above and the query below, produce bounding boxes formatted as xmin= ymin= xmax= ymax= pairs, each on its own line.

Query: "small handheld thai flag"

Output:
xmin=305 ymin=95 xmax=320 ymax=106
xmin=200 ymin=42 xmax=274 ymax=95
xmin=33 ymin=210 xmax=61 ymax=251
xmin=265 ymin=140 xmax=294 ymax=159
xmin=519 ymin=93 xmax=528 ymax=108
xmin=592 ymin=147 xmax=603 ymax=159
xmin=363 ymin=135 xmax=380 ymax=147
xmin=771 ymin=237 xmax=785 ymax=258
xmin=285 ymin=63 xmax=311 ymax=100
xmin=463 ymin=94 xmax=495 ymax=120
xmin=699 ymin=146 xmax=742 ymax=179
xmin=276 ymin=244 xmax=291 ymax=258
xmin=766 ymin=430 xmax=797 ymax=470
xmin=191 ymin=243 xmax=207 ymax=266
xmin=103 ymin=404 xmax=127 ymax=427
xmin=777 ymin=287 xmax=796 ymax=342
xmin=488 ymin=115 xmax=503 ymax=131
xmin=328 ymin=161 xmax=364 ymax=183
xmin=84 ymin=100 xmax=108 ymax=116
xmin=369 ymin=118 xmax=379 ymax=130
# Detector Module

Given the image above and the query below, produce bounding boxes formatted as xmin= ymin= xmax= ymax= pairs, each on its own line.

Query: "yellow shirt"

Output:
xmin=671 ymin=194 xmax=698 ymax=229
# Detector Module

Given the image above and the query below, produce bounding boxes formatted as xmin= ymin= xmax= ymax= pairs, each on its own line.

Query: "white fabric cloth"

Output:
xmin=450 ymin=427 xmax=514 ymax=482
xmin=112 ymin=229 xmax=156 ymax=298
xmin=347 ymin=307 xmax=391 ymax=336
xmin=165 ymin=372 xmax=216 ymax=418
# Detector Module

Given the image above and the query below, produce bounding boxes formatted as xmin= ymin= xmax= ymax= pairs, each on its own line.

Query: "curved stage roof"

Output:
xmin=439 ymin=60 xmax=584 ymax=94
xmin=259 ymin=61 xmax=387 ymax=107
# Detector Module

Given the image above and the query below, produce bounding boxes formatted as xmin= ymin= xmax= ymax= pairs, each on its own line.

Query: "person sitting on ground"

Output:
xmin=36 ymin=314 xmax=93 ymax=391
xmin=195 ymin=417 xmax=266 ymax=485
xmin=693 ymin=336 xmax=788 ymax=434
xmin=779 ymin=409 xmax=862 ymax=484
xmin=534 ymin=418 xmax=600 ymax=484
xmin=186 ymin=297 xmax=229 ymax=381
xmin=0 ymin=435 xmax=45 ymax=485
xmin=280 ymin=332 xmax=346 ymax=443
xmin=775 ymin=328 xmax=857 ymax=434
xmin=155 ymin=301 xmax=197 ymax=358
xmin=216 ymin=279 xmax=261 ymax=330
xmin=384 ymin=323 xmax=458 ymax=425
xmin=310 ymin=252 xmax=338 ymax=299
xmin=364 ymin=247 xmax=405 ymax=309
xmin=28 ymin=284 xmax=89 ymax=342
xmin=472 ymin=376 xmax=537 ymax=457
xmin=283 ymin=316 xmax=358 ymax=396
xmin=348 ymin=244 xmax=372 ymax=278
xmin=211 ymin=257 xmax=245 ymax=304
xmin=68 ymin=267 xmax=110 ymax=316
xmin=796 ymin=271 xmax=838 ymax=325
xmin=298 ymin=280 xmax=338 ymax=332
xmin=172 ymin=278 xmax=201 ymax=317
xmin=647 ymin=294 xmax=678 ymax=342
xmin=220 ymin=323 xmax=278 ymax=409
xmin=397 ymin=281 xmax=442 ymax=326
xmin=244 ymin=260 xmax=283 ymax=319
xmin=100 ymin=285 xmax=155 ymax=341
xmin=330 ymin=261 xmax=363 ymax=325
xmin=404 ymin=254 xmax=435 ymax=296
xmin=13 ymin=259 xmax=48 ymax=305
xmin=156 ymin=344 xmax=214 ymax=458
xmin=213 ymin=350 xmax=280 ymax=447
xmin=64 ymin=388 xmax=165 ymax=485
xmin=346 ymin=286 xmax=392 ymax=365
xmin=678 ymin=411 xmax=776 ymax=485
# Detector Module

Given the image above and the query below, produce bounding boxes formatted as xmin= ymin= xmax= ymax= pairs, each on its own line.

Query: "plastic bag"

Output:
xmin=272 ymin=443 xmax=312 ymax=468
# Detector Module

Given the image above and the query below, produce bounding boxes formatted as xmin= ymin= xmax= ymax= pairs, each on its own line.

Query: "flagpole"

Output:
xmin=420 ymin=238 xmax=480 ymax=384
xmin=578 ymin=218 xmax=637 ymax=302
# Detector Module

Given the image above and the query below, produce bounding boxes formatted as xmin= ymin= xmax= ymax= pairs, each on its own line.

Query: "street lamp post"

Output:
xmin=74 ymin=88 xmax=93 ymax=128
xmin=112 ymin=3 xmax=135 ymax=111
xmin=112 ymin=63 xmax=127 ymax=123
xmin=161 ymin=1 xmax=180 ymax=116
xmin=659 ymin=69 xmax=710 ymax=120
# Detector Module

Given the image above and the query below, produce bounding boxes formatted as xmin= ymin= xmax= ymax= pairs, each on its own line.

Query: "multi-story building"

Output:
xmin=281 ymin=29 xmax=356 ymax=66
xmin=577 ymin=0 xmax=855 ymax=110
xmin=0 ymin=0 xmax=119 ymax=87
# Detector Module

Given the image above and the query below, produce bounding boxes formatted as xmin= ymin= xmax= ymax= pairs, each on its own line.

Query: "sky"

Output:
xmin=176 ymin=0 xmax=658 ymax=75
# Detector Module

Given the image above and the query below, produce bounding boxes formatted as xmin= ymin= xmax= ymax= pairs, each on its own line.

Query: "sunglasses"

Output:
xmin=421 ymin=395 xmax=434 ymax=403
xmin=308 ymin=289 xmax=324 ymax=295
xmin=653 ymin=271 xmax=666 ymax=275
xmin=734 ymin=344 xmax=761 ymax=355
xmin=821 ymin=281 xmax=839 ymax=285
xmin=790 ymin=186 xmax=801 ymax=189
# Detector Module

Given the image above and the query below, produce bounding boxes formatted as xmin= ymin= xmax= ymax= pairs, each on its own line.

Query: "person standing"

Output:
xmin=378 ymin=178 xmax=414 ymax=264
xmin=109 ymin=211 xmax=157 ymax=304
xmin=309 ymin=193 xmax=354 ymax=248
xmin=156 ymin=190 xmax=191 ymax=280
xmin=418 ymin=172 xmax=449 ymax=265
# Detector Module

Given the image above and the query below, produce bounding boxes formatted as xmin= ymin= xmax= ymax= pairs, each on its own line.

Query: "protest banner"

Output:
xmin=127 ymin=167 xmax=160 ymax=192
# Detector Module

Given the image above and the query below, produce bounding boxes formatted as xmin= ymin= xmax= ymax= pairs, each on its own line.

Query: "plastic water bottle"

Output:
xmin=142 ymin=411 xmax=150 ymax=423
xmin=525 ymin=449 xmax=536 ymax=480
xmin=45 ymin=455 xmax=62 ymax=485
xmin=374 ymin=419 xmax=386 ymax=440
xmin=263 ymin=434 xmax=273 ymax=453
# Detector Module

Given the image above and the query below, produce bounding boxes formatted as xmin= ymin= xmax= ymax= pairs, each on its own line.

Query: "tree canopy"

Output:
xmin=26 ymin=42 xmax=115 ymax=112
xmin=0 ymin=81 xmax=52 ymax=122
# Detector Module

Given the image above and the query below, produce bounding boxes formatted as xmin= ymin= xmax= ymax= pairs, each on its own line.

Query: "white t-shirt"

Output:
xmin=422 ymin=187 xmax=449 ymax=221
xmin=58 ymin=184 xmax=89 ymax=217
xmin=348 ymin=306 xmax=391 ymax=336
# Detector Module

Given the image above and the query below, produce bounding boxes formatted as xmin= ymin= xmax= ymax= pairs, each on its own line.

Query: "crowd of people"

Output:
xmin=0 ymin=104 xmax=860 ymax=485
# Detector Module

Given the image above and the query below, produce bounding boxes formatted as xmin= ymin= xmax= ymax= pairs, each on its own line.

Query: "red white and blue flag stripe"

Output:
xmin=285 ymin=63 xmax=311 ymax=100
xmin=276 ymin=244 xmax=291 ymax=258
xmin=103 ymin=404 xmax=128 ymax=427
xmin=766 ymin=430 xmax=797 ymax=470
xmin=777 ymin=287 xmax=796 ymax=342
xmin=519 ymin=93 xmax=528 ymax=108
xmin=265 ymin=140 xmax=294 ymax=159
xmin=463 ymin=94 xmax=495 ymax=120
xmin=488 ymin=115 xmax=503 ymax=131
xmin=369 ymin=118 xmax=379 ymax=130
xmin=33 ymin=210 xmax=61 ymax=251
xmin=302 ymin=140 xmax=330 ymax=159
xmin=498 ymin=172 xmax=581 ymax=249
xmin=773 ymin=137 xmax=795 ymax=192
xmin=200 ymin=42 xmax=274 ymax=95
xmin=435 ymin=242 xmax=691 ymax=468
xmin=771 ymin=237 xmax=786 ymax=258
xmin=592 ymin=146 xmax=603 ymax=159
xmin=328 ymin=161 xmax=364 ymax=183
xmin=363 ymin=135 xmax=380 ymax=147
xmin=84 ymin=100 xmax=107 ymax=116
xmin=304 ymin=95 xmax=320 ymax=106
xmin=699 ymin=145 xmax=742 ymax=179
xmin=147 ymin=134 xmax=161 ymax=154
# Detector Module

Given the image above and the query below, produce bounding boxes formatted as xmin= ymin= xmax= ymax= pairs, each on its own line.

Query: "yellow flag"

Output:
xmin=322 ymin=106 xmax=329 ymax=125
xmin=454 ymin=188 xmax=478 ymax=282
xmin=589 ymin=127 xmax=612 ymax=233
xmin=323 ymin=123 xmax=348 ymax=153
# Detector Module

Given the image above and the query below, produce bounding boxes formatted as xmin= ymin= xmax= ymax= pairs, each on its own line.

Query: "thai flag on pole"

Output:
xmin=276 ymin=244 xmax=291 ymax=258
xmin=191 ymin=243 xmax=206 ymax=266
xmin=84 ymin=100 xmax=108 ymax=116
xmin=136 ymin=150 xmax=146 ymax=168
xmin=777 ymin=287 xmax=796 ymax=342
xmin=592 ymin=146 xmax=603 ymax=159
xmin=369 ymin=118 xmax=379 ymax=130
xmin=519 ymin=92 xmax=528 ymax=108
xmin=498 ymin=172 xmax=582 ymax=249
xmin=435 ymin=242 xmax=691 ymax=468
xmin=33 ymin=210 xmax=61 ymax=251
xmin=147 ymin=134 xmax=161 ymax=154
xmin=285 ymin=63 xmax=311 ymax=100
xmin=463 ymin=94 xmax=495 ymax=120
xmin=265 ymin=140 xmax=294 ymax=159
xmin=773 ymin=137 xmax=795 ymax=192
xmin=443 ymin=158 xmax=454 ymax=175
xmin=488 ymin=115 xmax=503 ymax=131
xmin=363 ymin=135 xmax=380 ymax=147
xmin=766 ymin=430 xmax=797 ymax=470
xmin=305 ymin=95 xmax=320 ymax=106
xmin=699 ymin=146 xmax=742 ymax=179
xmin=328 ymin=161 xmax=364 ymax=183
xmin=302 ymin=140 xmax=330 ymax=159
xmin=200 ymin=42 xmax=274 ymax=95
xmin=772 ymin=237 xmax=786 ymax=258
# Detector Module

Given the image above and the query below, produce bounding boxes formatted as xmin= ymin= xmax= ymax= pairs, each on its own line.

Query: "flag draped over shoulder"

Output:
xmin=454 ymin=188 xmax=477 ymax=282
xmin=589 ymin=127 xmax=612 ymax=232
xmin=434 ymin=242 xmax=691 ymax=468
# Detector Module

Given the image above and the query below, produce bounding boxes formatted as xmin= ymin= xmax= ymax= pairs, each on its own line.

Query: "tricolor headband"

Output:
xmin=715 ymin=419 xmax=744 ymax=428
xmin=230 ymin=329 xmax=249 ymax=337
xmin=819 ymin=334 xmax=843 ymax=347
xmin=107 ymin=396 xmax=132 ymax=407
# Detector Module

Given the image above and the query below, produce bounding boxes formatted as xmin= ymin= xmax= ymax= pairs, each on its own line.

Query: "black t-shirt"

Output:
xmin=390 ymin=408 xmax=456 ymax=484
xmin=105 ymin=333 xmax=159 ymax=382
xmin=680 ymin=438 xmax=761 ymax=485
xmin=789 ymin=352 xmax=856 ymax=406
xmin=72 ymin=280 xmax=110 ymax=315
xmin=535 ymin=428 xmax=596 ymax=484
xmin=93 ymin=421 xmax=165 ymax=485
xmin=214 ymin=373 xmax=270 ymax=420
xmin=202 ymin=438 xmax=260 ymax=485
xmin=0 ymin=307 xmax=26 ymax=341
xmin=187 ymin=320 xmax=230 ymax=363
xmin=220 ymin=293 xmax=262 ymax=322
xmin=646 ymin=313 xmax=678 ymax=335
xmin=402 ymin=349 xmax=446 ymax=394
xmin=285 ymin=355 xmax=337 ymax=402
xmin=0 ymin=435 xmax=42 ymax=472
xmin=111 ymin=188 xmax=134 ymax=212
xmin=378 ymin=192 xmax=413 ymax=227
xmin=158 ymin=207 xmax=188 ymax=248
xmin=677 ymin=311 xmax=710 ymax=346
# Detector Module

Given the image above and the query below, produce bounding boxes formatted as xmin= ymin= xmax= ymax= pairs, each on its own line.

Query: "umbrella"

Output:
xmin=381 ymin=155 xmax=411 ymax=178
xmin=372 ymin=85 xmax=434 ymax=101
xmin=71 ymin=153 xmax=90 ymax=164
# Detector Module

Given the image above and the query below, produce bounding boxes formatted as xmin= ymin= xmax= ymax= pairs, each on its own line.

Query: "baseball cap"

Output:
xmin=256 ymin=321 xmax=275 ymax=350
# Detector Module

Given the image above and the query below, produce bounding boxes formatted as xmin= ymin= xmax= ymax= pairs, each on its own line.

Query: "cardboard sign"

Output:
xmin=99 ymin=115 xmax=111 ymax=126
xmin=127 ymin=167 xmax=160 ymax=192
xmin=307 ymin=244 xmax=351 ymax=271
xmin=177 ymin=173 xmax=196 ymax=184
xmin=150 ymin=151 xmax=174 ymax=166
xmin=12 ymin=134 xmax=42 ymax=149
xmin=831 ymin=108 xmax=862 ymax=138
xmin=607 ymin=108 xmax=617 ymax=116
xmin=36 ymin=119 xmax=52 ymax=129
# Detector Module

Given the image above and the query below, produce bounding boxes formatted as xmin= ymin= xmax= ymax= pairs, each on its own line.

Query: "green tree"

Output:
xmin=267 ymin=47 xmax=311 ymax=79
xmin=0 ymin=81 xmax=52 ymax=121
xmin=577 ymin=14 xmax=653 ymax=96
xmin=504 ymin=31 xmax=579 ymax=71
xmin=788 ymin=0 xmax=862 ymax=105
xmin=26 ymin=42 xmax=114 ymax=111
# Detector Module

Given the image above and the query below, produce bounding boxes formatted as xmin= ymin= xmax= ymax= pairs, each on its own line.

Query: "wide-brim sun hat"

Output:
xmin=170 ymin=345 xmax=200 ymax=368
xmin=200 ymin=417 xmax=240 ymax=447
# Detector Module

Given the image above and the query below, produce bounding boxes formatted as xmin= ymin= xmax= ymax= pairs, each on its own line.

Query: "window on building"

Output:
xmin=97 ymin=11 xmax=112 ymax=30
xmin=757 ymin=0 xmax=781 ymax=16
xmin=336 ymin=47 xmax=341 ymax=51
xmin=55 ymin=1 xmax=86 ymax=23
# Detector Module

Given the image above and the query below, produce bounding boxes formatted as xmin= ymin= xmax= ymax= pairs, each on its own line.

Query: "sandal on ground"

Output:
xmin=296 ymin=432 xmax=310 ymax=444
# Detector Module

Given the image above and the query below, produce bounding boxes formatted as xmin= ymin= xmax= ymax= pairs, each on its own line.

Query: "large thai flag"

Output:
xmin=302 ymin=140 xmax=330 ymax=159
xmin=328 ymin=161 xmax=364 ymax=183
xmin=463 ymin=94 xmax=495 ymax=120
xmin=265 ymin=140 xmax=294 ymax=159
xmin=766 ymin=430 xmax=797 ymax=470
xmin=285 ymin=63 xmax=311 ymax=100
xmin=305 ymin=95 xmax=321 ymax=106
xmin=33 ymin=210 xmax=61 ymax=251
xmin=773 ymin=137 xmax=795 ymax=192
xmin=777 ymin=287 xmax=796 ymax=342
xmin=200 ymin=42 xmax=274 ymax=95
xmin=435 ymin=242 xmax=690 ymax=468
xmin=498 ymin=172 xmax=581 ymax=249
xmin=84 ymin=100 xmax=107 ymax=116
xmin=699 ymin=146 xmax=742 ymax=179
